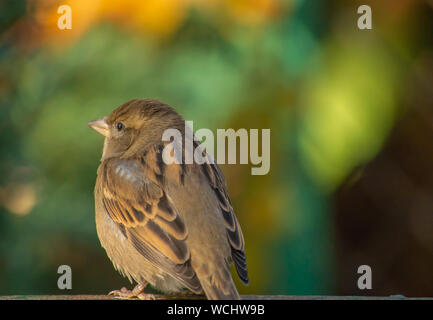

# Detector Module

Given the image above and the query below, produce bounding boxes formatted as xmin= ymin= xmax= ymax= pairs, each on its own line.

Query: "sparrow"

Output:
xmin=88 ymin=99 xmax=249 ymax=300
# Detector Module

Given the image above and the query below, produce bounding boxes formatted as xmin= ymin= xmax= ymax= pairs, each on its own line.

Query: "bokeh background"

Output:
xmin=0 ymin=0 xmax=432 ymax=297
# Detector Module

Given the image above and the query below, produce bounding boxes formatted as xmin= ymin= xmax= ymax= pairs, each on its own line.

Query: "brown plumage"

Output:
xmin=88 ymin=99 xmax=249 ymax=300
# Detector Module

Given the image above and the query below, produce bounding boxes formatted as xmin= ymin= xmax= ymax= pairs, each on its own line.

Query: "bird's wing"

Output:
xmin=100 ymin=146 xmax=201 ymax=292
xmin=199 ymin=154 xmax=249 ymax=285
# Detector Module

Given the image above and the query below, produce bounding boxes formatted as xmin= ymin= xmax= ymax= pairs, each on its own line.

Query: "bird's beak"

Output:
xmin=87 ymin=117 xmax=110 ymax=137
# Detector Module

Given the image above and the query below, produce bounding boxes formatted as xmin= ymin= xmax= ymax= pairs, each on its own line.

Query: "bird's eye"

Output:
xmin=116 ymin=122 xmax=124 ymax=131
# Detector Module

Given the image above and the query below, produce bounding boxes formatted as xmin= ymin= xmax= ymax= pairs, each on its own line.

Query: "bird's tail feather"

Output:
xmin=200 ymin=280 xmax=241 ymax=300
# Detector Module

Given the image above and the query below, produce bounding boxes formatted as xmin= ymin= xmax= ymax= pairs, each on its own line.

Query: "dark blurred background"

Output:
xmin=0 ymin=0 xmax=432 ymax=297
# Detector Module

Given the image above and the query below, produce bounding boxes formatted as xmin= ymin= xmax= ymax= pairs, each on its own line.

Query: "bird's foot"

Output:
xmin=109 ymin=283 xmax=155 ymax=300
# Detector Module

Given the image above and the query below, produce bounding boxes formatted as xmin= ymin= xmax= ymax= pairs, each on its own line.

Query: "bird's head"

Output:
xmin=88 ymin=99 xmax=184 ymax=160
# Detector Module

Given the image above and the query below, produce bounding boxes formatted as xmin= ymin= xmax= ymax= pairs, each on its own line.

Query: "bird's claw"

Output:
xmin=108 ymin=284 xmax=155 ymax=300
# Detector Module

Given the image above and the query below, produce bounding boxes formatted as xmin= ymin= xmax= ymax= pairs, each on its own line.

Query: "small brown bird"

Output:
xmin=88 ymin=99 xmax=248 ymax=300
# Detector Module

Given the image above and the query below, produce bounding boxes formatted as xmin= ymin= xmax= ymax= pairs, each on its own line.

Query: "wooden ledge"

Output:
xmin=0 ymin=294 xmax=429 ymax=300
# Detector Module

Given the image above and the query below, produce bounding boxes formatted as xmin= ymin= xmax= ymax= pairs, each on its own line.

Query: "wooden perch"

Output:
xmin=0 ymin=294 xmax=429 ymax=300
